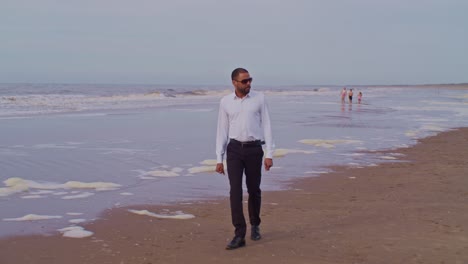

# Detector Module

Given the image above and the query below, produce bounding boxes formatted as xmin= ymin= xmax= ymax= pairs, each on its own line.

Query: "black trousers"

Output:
xmin=226 ymin=142 xmax=264 ymax=238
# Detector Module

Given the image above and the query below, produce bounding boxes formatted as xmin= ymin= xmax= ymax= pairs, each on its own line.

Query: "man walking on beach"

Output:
xmin=215 ymin=67 xmax=275 ymax=250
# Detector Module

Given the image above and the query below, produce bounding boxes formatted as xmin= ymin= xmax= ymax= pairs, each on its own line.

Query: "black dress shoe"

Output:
xmin=251 ymin=225 xmax=261 ymax=241
xmin=225 ymin=236 xmax=246 ymax=250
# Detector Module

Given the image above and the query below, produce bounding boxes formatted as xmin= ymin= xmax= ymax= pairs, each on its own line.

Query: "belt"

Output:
xmin=229 ymin=139 xmax=265 ymax=148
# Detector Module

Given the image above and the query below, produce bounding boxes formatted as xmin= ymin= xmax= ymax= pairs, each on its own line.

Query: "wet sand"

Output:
xmin=1 ymin=128 xmax=468 ymax=264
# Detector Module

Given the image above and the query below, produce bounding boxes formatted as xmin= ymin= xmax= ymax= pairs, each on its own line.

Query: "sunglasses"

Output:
xmin=236 ymin=77 xmax=253 ymax=84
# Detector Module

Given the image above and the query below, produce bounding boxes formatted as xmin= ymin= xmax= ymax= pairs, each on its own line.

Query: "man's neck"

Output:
xmin=235 ymin=91 xmax=248 ymax=99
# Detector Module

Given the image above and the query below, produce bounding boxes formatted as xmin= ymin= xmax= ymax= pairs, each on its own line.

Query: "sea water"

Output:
xmin=1 ymin=83 xmax=467 ymax=237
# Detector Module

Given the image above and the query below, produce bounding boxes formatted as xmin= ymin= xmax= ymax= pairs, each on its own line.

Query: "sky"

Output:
xmin=1 ymin=0 xmax=467 ymax=85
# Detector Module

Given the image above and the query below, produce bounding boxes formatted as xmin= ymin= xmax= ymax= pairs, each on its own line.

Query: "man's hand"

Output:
xmin=264 ymin=158 xmax=273 ymax=171
xmin=215 ymin=163 xmax=225 ymax=174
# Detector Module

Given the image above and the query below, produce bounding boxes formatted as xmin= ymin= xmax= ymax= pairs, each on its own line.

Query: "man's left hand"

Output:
xmin=264 ymin=158 xmax=273 ymax=171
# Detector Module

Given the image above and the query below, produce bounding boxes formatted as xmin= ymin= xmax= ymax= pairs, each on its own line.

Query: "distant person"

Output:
xmin=215 ymin=67 xmax=275 ymax=250
xmin=358 ymin=91 xmax=362 ymax=104
xmin=348 ymin=88 xmax=354 ymax=103
xmin=340 ymin=87 xmax=347 ymax=103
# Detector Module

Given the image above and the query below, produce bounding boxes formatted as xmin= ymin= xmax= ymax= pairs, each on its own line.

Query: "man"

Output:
xmin=215 ymin=67 xmax=275 ymax=250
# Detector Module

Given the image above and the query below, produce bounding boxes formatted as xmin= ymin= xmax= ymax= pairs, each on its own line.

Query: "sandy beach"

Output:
xmin=1 ymin=128 xmax=468 ymax=264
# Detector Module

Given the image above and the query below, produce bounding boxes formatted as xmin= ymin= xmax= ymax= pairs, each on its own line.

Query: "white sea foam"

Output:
xmin=339 ymin=153 xmax=365 ymax=157
xmin=414 ymin=118 xmax=449 ymax=122
xmin=405 ymin=130 xmax=419 ymax=137
xmin=304 ymin=170 xmax=329 ymax=174
xmin=66 ymin=212 xmax=83 ymax=216
xmin=171 ymin=167 xmax=184 ymax=173
xmin=144 ymin=170 xmax=180 ymax=177
xmin=200 ymin=159 xmax=218 ymax=166
xmin=52 ymin=191 xmax=69 ymax=195
xmin=379 ymin=156 xmax=398 ymax=160
xmin=273 ymin=148 xmax=314 ymax=158
xmin=0 ymin=177 xmax=121 ymax=197
xmin=188 ymin=160 xmax=226 ymax=174
xmin=31 ymin=144 xmax=77 ymax=149
xmin=0 ymin=149 xmax=28 ymax=157
xmin=139 ymin=176 xmax=158 ymax=180
xmin=264 ymin=88 xmax=332 ymax=96
xmin=188 ymin=166 xmax=215 ymax=174
xmin=420 ymin=124 xmax=447 ymax=132
xmin=21 ymin=195 xmax=45 ymax=199
xmin=388 ymin=153 xmax=405 ymax=157
xmin=173 ymin=108 xmax=214 ymax=112
xmin=0 ymin=88 xmax=231 ymax=117
xmin=30 ymin=190 xmax=55 ymax=195
xmin=69 ymin=219 xmax=87 ymax=224
xmin=298 ymin=139 xmax=362 ymax=148
xmin=58 ymin=226 xmax=94 ymax=238
xmin=65 ymin=141 xmax=85 ymax=145
xmin=65 ymin=181 xmax=120 ymax=191
xmin=62 ymin=192 xmax=95 ymax=199
xmin=120 ymin=192 xmax=134 ymax=196
xmin=3 ymin=214 xmax=62 ymax=221
xmin=128 ymin=209 xmax=195 ymax=220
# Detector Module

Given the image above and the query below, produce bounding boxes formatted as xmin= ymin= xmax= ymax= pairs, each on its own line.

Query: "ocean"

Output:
xmin=1 ymin=83 xmax=467 ymax=238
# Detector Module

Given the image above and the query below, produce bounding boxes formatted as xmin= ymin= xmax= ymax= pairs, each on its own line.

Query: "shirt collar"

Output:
xmin=233 ymin=91 xmax=252 ymax=100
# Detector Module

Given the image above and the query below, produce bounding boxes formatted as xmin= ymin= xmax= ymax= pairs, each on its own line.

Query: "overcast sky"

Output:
xmin=1 ymin=0 xmax=467 ymax=85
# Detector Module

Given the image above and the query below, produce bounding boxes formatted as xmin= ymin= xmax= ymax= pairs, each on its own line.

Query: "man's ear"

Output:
xmin=232 ymin=80 xmax=236 ymax=86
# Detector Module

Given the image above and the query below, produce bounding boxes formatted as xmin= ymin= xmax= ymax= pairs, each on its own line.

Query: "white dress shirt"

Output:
xmin=216 ymin=90 xmax=275 ymax=163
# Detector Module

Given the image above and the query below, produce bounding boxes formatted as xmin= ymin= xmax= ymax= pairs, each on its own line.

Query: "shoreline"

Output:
xmin=1 ymin=128 xmax=468 ymax=263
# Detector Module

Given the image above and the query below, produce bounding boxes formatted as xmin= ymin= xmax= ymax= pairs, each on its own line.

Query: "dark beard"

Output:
xmin=237 ymin=86 xmax=250 ymax=96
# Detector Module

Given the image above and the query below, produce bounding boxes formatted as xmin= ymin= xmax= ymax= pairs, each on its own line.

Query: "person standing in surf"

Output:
xmin=341 ymin=87 xmax=347 ymax=103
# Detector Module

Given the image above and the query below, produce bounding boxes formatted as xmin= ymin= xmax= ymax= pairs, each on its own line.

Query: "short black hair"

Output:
xmin=231 ymin=68 xmax=249 ymax=80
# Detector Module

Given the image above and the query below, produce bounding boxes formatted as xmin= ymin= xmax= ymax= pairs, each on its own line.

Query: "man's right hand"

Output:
xmin=215 ymin=163 xmax=225 ymax=175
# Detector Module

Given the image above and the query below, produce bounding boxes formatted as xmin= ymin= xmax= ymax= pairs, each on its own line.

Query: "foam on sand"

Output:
xmin=298 ymin=139 xmax=362 ymax=148
xmin=145 ymin=170 xmax=180 ymax=177
xmin=420 ymin=124 xmax=447 ymax=132
xmin=188 ymin=166 xmax=215 ymax=174
xmin=128 ymin=209 xmax=195 ymax=220
xmin=3 ymin=214 xmax=62 ymax=221
xmin=69 ymin=219 xmax=86 ymax=224
xmin=63 ymin=181 xmax=121 ymax=191
xmin=66 ymin=212 xmax=83 ymax=216
xmin=304 ymin=170 xmax=329 ymax=174
xmin=200 ymin=159 xmax=218 ymax=166
xmin=379 ymin=156 xmax=398 ymax=160
xmin=62 ymin=192 xmax=95 ymax=199
xmin=273 ymin=148 xmax=314 ymax=158
xmin=188 ymin=160 xmax=226 ymax=174
xmin=0 ymin=177 xmax=121 ymax=197
xmin=405 ymin=130 xmax=419 ymax=137
xmin=30 ymin=190 xmax=55 ymax=195
xmin=139 ymin=166 xmax=184 ymax=178
xmin=20 ymin=195 xmax=45 ymax=199
xmin=58 ymin=226 xmax=94 ymax=238
xmin=52 ymin=191 xmax=69 ymax=196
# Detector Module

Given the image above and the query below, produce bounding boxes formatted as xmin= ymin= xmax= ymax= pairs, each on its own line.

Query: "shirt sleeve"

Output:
xmin=262 ymin=95 xmax=275 ymax=159
xmin=216 ymin=98 xmax=229 ymax=163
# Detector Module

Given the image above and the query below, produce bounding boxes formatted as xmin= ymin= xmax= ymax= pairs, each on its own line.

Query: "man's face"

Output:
xmin=232 ymin=72 xmax=252 ymax=97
